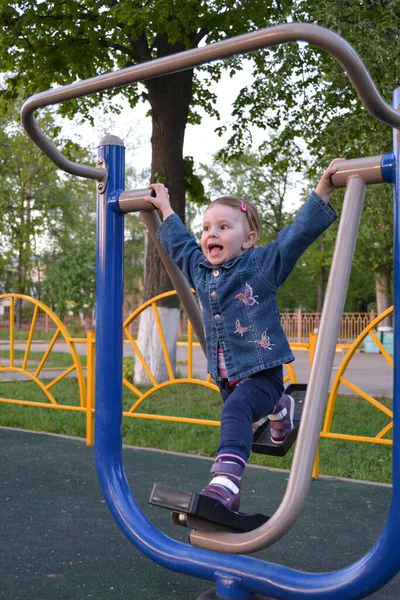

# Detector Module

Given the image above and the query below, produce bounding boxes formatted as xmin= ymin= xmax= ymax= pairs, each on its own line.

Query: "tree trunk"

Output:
xmin=134 ymin=69 xmax=194 ymax=384
xmin=16 ymin=189 xmax=32 ymax=329
xmin=316 ymin=266 xmax=325 ymax=313
xmin=375 ymin=266 xmax=392 ymax=329
xmin=16 ymin=239 xmax=25 ymax=330
xmin=134 ymin=306 xmax=180 ymax=385
xmin=316 ymin=239 xmax=325 ymax=313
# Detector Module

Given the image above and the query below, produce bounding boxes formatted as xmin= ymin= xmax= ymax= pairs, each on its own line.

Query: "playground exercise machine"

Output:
xmin=21 ymin=22 xmax=400 ymax=600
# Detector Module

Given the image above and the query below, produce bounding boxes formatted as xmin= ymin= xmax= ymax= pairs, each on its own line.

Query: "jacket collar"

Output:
xmin=199 ymin=252 xmax=247 ymax=270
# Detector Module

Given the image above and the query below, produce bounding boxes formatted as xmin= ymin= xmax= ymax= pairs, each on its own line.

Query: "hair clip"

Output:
xmin=240 ymin=199 xmax=247 ymax=212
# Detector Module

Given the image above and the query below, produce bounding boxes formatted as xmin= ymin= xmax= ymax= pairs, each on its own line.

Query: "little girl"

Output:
xmin=145 ymin=162 xmax=338 ymax=511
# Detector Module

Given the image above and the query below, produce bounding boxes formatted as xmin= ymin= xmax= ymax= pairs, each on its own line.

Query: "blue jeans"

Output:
xmin=217 ymin=366 xmax=284 ymax=462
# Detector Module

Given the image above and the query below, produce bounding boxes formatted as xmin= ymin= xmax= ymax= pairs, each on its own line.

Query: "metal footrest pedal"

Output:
xmin=149 ymin=483 xmax=269 ymax=533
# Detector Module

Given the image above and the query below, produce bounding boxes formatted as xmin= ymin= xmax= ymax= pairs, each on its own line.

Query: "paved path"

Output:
xmin=0 ymin=341 xmax=393 ymax=398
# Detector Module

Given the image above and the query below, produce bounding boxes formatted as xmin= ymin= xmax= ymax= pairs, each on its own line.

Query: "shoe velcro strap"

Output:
xmin=268 ymin=407 xmax=287 ymax=421
xmin=209 ymin=476 xmax=239 ymax=494
xmin=201 ymin=485 xmax=230 ymax=502
xmin=210 ymin=461 xmax=244 ymax=477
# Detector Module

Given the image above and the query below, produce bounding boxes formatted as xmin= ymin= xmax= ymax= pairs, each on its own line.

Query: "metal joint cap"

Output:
xmin=381 ymin=152 xmax=396 ymax=184
xmin=108 ymin=189 xmax=125 ymax=214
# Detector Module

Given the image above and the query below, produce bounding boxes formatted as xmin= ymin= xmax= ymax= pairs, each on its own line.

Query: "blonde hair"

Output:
xmin=207 ymin=196 xmax=261 ymax=240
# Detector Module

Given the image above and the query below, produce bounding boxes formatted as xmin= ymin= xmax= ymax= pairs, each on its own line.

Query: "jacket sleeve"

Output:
xmin=254 ymin=192 xmax=338 ymax=290
xmin=156 ymin=213 xmax=203 ymax=288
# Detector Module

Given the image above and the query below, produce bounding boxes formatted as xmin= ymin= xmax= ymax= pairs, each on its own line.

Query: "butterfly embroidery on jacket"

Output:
xmin=234 ymin=282 xmax=259 ymax=307
xmin=250 ymin=329 xmax=275 ymax=350
xmin=234 ymin=319 xmax=251 ymax=337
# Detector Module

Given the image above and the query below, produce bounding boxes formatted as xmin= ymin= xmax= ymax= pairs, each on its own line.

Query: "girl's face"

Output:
xmin=201 ymin=203 xmax=256 ymax=265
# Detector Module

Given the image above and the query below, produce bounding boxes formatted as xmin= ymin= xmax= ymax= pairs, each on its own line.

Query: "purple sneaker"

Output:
xmin=199 ymin=460 xmax=244 ymax=512
xmin=268 ymin=393 xmax=295 ymax=444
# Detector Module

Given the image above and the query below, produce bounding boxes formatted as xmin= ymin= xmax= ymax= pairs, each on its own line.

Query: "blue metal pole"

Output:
xmin=95 ymin=135 xmax=125 ymax=485
xmin=94 ymin=134 xmax=400 ymax=599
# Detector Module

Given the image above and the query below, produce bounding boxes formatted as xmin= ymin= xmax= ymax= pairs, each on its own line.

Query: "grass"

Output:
xmin=0 ymin=349 xmax=87 ymax=368
xmin=0 ymin=378 xmax=393 ymax=484
xmin=0 ymin=329 xmax=62 ymax=341
xmin=0 ymin=378 xmax=86 ymax=437
xmin=0 ymin=328 xmax=196 ymax=343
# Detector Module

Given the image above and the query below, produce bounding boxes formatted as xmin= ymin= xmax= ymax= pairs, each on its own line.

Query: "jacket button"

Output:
xmin=214 ymin=314 xmax=221 ymax=321
xmin=210 ymin=291 xmax=217 ymax=299
xmin=212 ymin=270 xmax=220 ymax=277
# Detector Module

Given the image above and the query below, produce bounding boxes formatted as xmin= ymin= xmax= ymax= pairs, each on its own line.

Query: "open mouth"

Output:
xmin=208 ymin=243 xmax=223 ymax=258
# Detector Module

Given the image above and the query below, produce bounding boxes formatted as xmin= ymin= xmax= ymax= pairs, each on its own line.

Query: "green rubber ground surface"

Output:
xmin=1 ymin=428 xmax=398 ymax=600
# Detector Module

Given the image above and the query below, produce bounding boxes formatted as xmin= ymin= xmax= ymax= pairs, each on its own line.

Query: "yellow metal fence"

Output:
xmin=0 ymin=293 xmax=393 ymax=479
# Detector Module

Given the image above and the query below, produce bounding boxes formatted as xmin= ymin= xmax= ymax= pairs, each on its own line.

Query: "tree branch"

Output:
xmin=98 ymin=38 xmax=136 ymax=60
xmin=131 ymin=32 xmax=152 ymax=62
xmin=190 ymin=27 xmax=209 ymax=48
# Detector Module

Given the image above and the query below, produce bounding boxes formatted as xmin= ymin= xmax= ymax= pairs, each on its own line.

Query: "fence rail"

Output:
xmin=178 ymin=310 xmax=379 ymax=343
xmin=0 ymin=308 xmax=380 ymax=342
xmin=279 ymin=310 xmax=379 ymax=343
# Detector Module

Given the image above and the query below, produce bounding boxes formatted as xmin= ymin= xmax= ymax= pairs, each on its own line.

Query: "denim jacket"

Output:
xmin=157 ymin=191 xmax=337 ymax=383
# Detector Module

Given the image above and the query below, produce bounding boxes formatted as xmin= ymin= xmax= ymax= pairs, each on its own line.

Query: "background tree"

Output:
xmin=42 ymin=236 xmax=96 ymax=320
xmin=353 ymin=184 xmax=393 ymax=326
xmin=0 ymin=106 xmax=94 ymax=326
xmin=123 ymin=214 xmax=146 ymax=314
xmin=41 ymin=179 xmax=97 ymax=321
